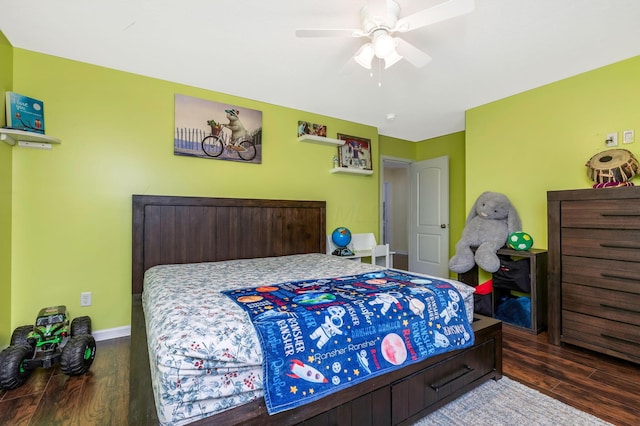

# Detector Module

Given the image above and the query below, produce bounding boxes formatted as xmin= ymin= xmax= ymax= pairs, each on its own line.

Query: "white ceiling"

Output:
xmin=1 ymin=0 xmax=639 ymax=142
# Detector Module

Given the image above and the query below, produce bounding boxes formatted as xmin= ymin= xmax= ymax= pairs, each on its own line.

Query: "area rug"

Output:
xmin=413 ymin=376 xmax=611 ymax=425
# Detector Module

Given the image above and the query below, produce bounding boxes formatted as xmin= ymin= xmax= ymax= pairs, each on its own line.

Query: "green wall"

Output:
xmin=379 ymin=135 xmax=416 ymax=160
xmin=8 ymin=49 xmax=381 ymax=333
xmin=0 ymin=31 xmax=13 ymax=347
xmin=466 ymin=55 xmax=640 ymax=251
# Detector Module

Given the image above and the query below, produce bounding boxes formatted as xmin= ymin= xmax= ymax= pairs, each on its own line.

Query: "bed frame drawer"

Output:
xmin=390 ymin=337 xmax=496 ymax=425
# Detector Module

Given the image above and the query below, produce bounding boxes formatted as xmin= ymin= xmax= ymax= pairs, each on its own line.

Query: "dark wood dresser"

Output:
xmin=547 ymin=187 xmax=640 ymax=364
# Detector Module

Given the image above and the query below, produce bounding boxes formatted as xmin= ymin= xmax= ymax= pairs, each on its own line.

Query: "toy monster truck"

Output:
xmin=0 ymin=305 xmax=96 ymax=390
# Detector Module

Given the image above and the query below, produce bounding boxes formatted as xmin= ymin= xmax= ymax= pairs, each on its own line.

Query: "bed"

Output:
xmin=129 ymin=195 xmax=502 ymax=426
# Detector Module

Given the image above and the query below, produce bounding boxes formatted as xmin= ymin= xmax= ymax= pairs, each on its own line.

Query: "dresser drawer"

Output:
xmin=562 ymin=310 xmax=640 ymax=361
xmin=561 ymin=199 xmax=640 ymax=229
xmin=563 ymin=282 xmax=640 ymax=326
xmin=561 ymin=228 xmax=640 ymax=262
xmin=561 ymin=255 xmax=640 ymax=294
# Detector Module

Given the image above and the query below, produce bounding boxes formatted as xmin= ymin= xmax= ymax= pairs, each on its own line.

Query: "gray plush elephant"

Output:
xmin=449 ymin=191 xmax=522 ymax=274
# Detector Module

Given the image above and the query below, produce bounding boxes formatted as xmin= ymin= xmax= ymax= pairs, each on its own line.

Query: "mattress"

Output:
xmin=142 ymin=253 xmax=475 ymax=425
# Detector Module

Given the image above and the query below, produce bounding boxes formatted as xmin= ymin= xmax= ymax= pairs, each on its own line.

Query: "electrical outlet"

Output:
xmin=606 ymin=132 xmax=618 ymax=147
xmin=623 ymin=129 xmax=634 ymax=144
xmin=80 ymin=291 xmax=92 ymax=307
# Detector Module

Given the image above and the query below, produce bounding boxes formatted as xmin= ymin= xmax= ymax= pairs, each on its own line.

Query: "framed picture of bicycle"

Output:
xmin=174 ymin=94 xmax=263 ymax=164
xmin=337 ymin=133 xmax=372 ymax=171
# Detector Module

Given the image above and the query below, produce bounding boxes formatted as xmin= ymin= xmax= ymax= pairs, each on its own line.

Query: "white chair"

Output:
xmin=350 ymin=233 xmax=377 ymax=257
xmin=372 ymin=243 xmax=391 ymax=268
xmin=327 ymin=232 xmax=392 ymax=268
xmin=352 ymin=234 xmax=392 ymax=268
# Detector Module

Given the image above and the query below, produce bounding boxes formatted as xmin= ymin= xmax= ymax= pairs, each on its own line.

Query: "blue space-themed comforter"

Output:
xmin=223 ymin=269 xmax=474 ymax=414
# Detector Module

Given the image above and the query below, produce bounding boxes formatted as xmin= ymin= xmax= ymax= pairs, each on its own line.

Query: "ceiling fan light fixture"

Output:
xmin=383 ymin=50 xmax=403 ymax=69
xmin=354 ymin=43 xmax=375 ymax=69
xmin=372 ymin=31 xmax=395 ymax=58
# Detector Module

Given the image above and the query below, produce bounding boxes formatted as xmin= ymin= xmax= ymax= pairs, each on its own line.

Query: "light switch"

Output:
xmin=623 ymin=129 xmax=634 ymax=144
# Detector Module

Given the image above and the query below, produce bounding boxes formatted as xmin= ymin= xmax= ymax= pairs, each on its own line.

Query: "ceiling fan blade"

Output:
xmin=295 ymin=28 xmax=365 ymax=38
xmin=394 ymin=38 xmax=432 ymax=68
xmin=395 ymin=0 xmax=475 ymax=33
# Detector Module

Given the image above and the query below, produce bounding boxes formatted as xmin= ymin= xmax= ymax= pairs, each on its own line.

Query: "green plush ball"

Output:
xmin=508 ymin=231 xmax=533 ymax=251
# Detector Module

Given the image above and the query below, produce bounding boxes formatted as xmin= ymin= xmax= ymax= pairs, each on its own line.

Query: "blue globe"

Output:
xmin=331 ymin=227 xmax=352 ymax=248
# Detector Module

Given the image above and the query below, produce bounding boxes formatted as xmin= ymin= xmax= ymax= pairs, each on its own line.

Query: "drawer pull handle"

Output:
xmin=600 ymin=242 xmax=640 ymax=250
xmin=600 ymin=303 xmax=640 ymax=315
xmin=600 ymin=272 xmax=640 ymax=283
xmin=430 ymin=365 xmax=474 ymax=391
xmin=600 ymin=212 xmax=640 ymax=217
xmin=601 ymin=333 xmax=640 ymax=348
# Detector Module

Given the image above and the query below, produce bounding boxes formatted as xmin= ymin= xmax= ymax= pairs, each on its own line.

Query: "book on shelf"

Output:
xmin=5 ymin=91 xmax=45 ymax=134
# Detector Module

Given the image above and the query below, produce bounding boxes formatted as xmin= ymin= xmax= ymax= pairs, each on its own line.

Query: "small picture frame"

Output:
xmin=298 ymin=120 xmax=327 ymax=137
xmin=337 ymin=133 xmax=372 ymax=170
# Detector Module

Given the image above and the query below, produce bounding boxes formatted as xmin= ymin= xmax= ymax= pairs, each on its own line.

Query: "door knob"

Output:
xmin=440 ymin=224 xmax=446 ymax=228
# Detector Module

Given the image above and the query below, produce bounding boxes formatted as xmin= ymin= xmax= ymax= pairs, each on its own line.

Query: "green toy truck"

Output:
xmin=0 ymin=305 xmax=96 ymax=390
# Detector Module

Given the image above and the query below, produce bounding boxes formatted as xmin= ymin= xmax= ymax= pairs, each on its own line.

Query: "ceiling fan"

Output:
xmin=295 ymin=0 xmax=475 ymax=70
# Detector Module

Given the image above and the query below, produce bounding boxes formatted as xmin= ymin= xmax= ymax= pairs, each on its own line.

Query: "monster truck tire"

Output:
xmin=0 ymin=345 xmax=33 ymax=390
xmin=10 ymin=325 xmax=33 ymax=346
xmin=60 ymin=335 xmax=96 ymax=376
xmin=71 ymin=316 xmax=92 ymax=336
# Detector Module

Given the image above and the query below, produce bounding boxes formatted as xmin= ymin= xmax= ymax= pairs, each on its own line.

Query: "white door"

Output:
xmin=408 ymin=156 xmax=449 ymax=278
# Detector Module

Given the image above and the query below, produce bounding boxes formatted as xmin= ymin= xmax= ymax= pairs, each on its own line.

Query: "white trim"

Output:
xmin=379 ymin=155 xmax=413 ymax=254
xmin=93 ymin=325 xmax=131 ymax=341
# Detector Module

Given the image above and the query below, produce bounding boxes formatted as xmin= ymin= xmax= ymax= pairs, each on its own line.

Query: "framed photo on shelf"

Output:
xmin=298 ymin=120 xmax=327 ymax=137
xmin=337 ymin=133 xmax=372 ymax=171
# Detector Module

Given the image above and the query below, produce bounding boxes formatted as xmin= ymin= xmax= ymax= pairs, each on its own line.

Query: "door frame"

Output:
xmin=379 ymin=155 xmax=413 ymax=254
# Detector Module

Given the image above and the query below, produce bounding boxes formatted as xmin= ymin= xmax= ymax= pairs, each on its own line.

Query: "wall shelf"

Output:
xmin=1 ymin=128 xmax=61 ymax=146
xmin=298 ymin=134 xmax=344 ymax=146
xmin=330 ymin=167 xmax=374 ymax=176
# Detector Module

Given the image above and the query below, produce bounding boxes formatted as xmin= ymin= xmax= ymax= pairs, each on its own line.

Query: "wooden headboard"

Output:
xmin=131 ymin=195 xmax=326 ymax=294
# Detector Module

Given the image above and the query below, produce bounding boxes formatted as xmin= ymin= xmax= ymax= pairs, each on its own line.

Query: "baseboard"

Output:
xmin=93 ymin=325 xmax=131 ymax=341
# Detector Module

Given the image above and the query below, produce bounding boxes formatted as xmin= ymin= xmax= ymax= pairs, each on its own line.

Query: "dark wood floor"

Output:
xmin=502 ymin=324 xmax=640 ymax=426
xmin=0 ymin=337 xmax=129 ymax=426
xmin=393 ymin=254 xmax=408 ymax=271
xmin=1 ymin=325 xmax=638 ymax=425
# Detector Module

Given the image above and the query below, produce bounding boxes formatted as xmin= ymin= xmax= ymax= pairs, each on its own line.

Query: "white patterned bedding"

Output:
xmin=142 ymin=253 xmax=475 ymax=425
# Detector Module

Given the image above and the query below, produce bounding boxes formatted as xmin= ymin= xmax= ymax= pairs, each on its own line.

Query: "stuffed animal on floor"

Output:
xmin=449 ymin=191 xmax=522 ymax=273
